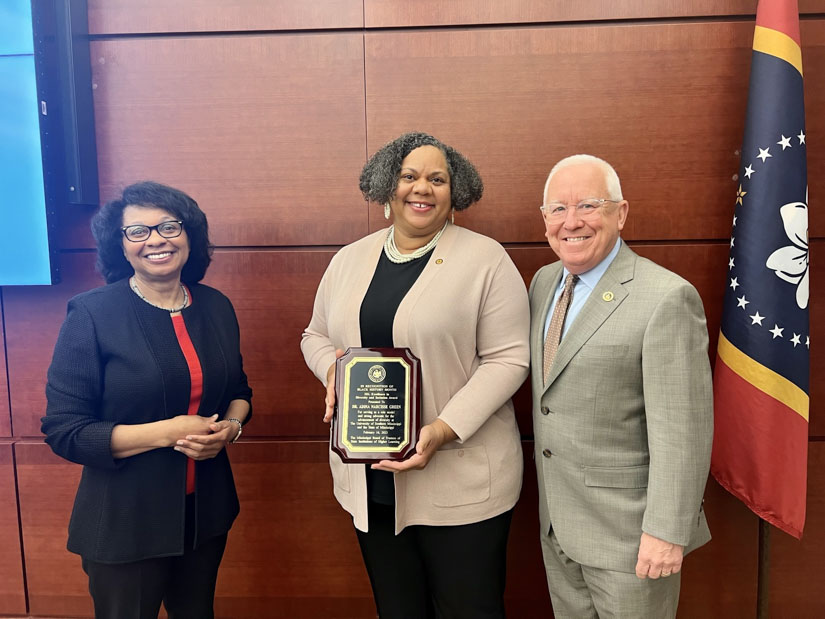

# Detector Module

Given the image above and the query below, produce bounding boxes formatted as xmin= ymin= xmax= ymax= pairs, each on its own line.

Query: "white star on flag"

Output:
xmin=798 ymin=130 xmax=806 ymax=145
xmin=770 ymin=324 xmax=784 ymax=339
xmin=750 ymin=311 xmax=764 ymax=325
xmin=757 ymin=147 xmax=772 ymax=162
xmin=744 ymin=164 xmax=755 ymax=178
xmin=777 ymin=135 xmax=792 ymax=150
xmin=730 ymin=237 xmax=735 ymax=248
xmin=729 ymin=257 xmax=735 ymax=269
xmin=730 ymin=277 xmax=740 ymax=290
xmin=737 ymin=295 xmax=749 ymax=308
xmin=791 ymin=333 xmax=801 ymax=347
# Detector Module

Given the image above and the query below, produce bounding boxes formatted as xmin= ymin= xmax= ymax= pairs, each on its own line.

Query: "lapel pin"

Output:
xmin=435 ymin=258 xmax=444 ymax=264
xmin=602 ymin=291 xmax=614 ymax=302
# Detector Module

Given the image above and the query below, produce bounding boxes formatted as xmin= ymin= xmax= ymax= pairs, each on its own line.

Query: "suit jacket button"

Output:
xmin=540 ymin=406 xmax=550 ymax=415
xmin=542 ymin=449 xmax=552 ymax=458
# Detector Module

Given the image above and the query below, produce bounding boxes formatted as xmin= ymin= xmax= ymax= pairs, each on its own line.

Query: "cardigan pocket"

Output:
xmin=431 ymin=446 xmax=491 ymax=507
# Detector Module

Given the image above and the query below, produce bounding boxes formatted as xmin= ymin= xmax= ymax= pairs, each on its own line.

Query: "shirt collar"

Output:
xmin=559 ymin=237 xmax=622 ymax=292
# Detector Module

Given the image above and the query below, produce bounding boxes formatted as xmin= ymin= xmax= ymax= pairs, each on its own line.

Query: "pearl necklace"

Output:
xmin=129 ymin=276 xmax=188 ymax=313
xmin=384 ymin=221 xmax=449 ymax=264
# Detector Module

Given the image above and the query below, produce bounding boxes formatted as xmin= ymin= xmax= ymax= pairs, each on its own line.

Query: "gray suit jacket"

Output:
xmin=529 ymin=242 xmax=712 ymax=573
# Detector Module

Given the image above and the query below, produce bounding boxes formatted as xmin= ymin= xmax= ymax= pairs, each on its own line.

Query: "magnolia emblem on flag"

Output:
xmin=728 ymin=131 xmax=809 ymax=348
xmin=766 ymin=193 xmax=809 ymax=310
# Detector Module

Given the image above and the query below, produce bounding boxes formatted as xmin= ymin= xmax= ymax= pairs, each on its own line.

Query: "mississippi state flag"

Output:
xmin=711 ymin=0 xmax=809 ymax=539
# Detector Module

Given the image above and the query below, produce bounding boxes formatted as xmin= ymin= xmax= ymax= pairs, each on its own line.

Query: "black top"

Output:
xmin=359 ymin=249 xmax=432 ymax=504
xmin=41 ymin=278 xmax=252 ymax=563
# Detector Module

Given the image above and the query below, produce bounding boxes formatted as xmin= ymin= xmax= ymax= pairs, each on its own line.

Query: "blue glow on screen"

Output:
xmin=0 ymin=0 xmax=35 ymax=55
xmin=0 ymin=0 xmax=53 ymax=285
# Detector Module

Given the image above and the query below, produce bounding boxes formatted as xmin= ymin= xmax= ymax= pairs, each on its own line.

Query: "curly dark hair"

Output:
xmin=359 ymin=132 xmax=483 ymax=211
xmin=91 ymin=181 xmax=213 ymax=284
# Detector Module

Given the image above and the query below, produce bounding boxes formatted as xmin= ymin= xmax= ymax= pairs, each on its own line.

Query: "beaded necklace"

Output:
xmin=129 ymin=276 xmax=188 ymax=313
xmin=383 ymin=221 xmax=448 ymax=264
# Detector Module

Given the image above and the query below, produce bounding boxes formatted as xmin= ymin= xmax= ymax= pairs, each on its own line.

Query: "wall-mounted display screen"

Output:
xmin=0 ymin=0 xmax=55 ymax=285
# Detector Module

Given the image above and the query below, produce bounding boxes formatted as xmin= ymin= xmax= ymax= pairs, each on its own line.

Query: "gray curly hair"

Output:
xmin=359 ymin=132 xmax=483 ymax=211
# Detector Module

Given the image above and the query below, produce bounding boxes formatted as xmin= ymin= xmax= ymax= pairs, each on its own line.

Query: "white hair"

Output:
xmin=543 ymin=154 xmax=623 ymax=201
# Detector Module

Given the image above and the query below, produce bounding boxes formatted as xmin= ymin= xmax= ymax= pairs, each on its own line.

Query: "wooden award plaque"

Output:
xmin=331 ymin=347 xmax=421 ymax=463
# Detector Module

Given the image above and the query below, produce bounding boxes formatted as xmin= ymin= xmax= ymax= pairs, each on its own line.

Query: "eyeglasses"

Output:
xmin=539 ymin=198 xmax=620 ymax=221
xmin=121 ymin=220 xmax=184 ymax=242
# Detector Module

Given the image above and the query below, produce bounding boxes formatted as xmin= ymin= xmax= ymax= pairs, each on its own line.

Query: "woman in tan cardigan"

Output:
xmin=301 ymin=132 xmax=529 ymax=619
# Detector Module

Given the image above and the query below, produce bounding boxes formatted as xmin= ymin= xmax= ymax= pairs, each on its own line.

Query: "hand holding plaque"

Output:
xmin=331 ymin=347 xmax=421 ymax=463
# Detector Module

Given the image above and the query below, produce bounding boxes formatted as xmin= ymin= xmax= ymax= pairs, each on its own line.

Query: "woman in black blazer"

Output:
xmin=42 ymin=181 xmax=252 ymax=619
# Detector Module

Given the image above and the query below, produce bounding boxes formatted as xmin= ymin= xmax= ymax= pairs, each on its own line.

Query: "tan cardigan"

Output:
xmin=301 ymin=223 xmax=530 ymax=532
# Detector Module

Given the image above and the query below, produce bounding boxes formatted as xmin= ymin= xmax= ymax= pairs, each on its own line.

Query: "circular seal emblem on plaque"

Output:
xmin=368 ymin=365 xmax=387 ymax=383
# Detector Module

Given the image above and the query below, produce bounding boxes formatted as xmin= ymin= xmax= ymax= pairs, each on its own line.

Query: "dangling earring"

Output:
xmin=384 ymin=203 xmax=391 ymax=220
xmin=451 ymin=209 xmax=455 ymax=224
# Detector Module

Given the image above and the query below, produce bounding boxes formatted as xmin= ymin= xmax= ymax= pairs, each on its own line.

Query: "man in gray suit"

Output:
xmin=529 ymin=154 xmax=713 ymax=618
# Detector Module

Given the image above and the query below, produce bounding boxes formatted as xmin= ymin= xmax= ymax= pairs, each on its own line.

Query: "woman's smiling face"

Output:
xmin=121 ymin=205 xmax=190 ymax=283
xmin=389 ymin=145 xmax=452 ymax=248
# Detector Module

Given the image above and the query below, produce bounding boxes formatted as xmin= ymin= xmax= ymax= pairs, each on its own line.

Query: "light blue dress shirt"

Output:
xmin=543 ymin=238 xmax=623 ymax=341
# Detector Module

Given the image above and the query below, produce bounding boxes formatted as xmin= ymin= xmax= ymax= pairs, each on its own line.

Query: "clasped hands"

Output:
xmin=170 ymin=414 xmax=238 ymax=461
xmin=324 ymin=350 xmax=456 ymax=473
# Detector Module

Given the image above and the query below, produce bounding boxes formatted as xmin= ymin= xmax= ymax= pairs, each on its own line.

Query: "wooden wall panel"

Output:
xmin=678 ymin=478 xmax=759 ymax=618
xmin=90 ymin=34 xmax=367 ymax=249
xmin=56 ymin=205 xmax=97 ymax=257
xmin=0 ymin=442 xmax=26 ymax=615
xmin=203 ymin=250 xmax=333 ymax=438
xmin=0 ymin=299 xmax=10 ymax=437
xmin=801 ymin=0 xmax=825 ymax=13
xmin=86 ymin=0 xmax=825 ymax=33
xmin=88 ymin=0 xmax=362 ymax=34
xmin=15 ymin=441 xmax=91 ymax=617
xmin=365 ymin=23 xmax=755 ymax=244
xmin=506 ymin=441 xmax=552 ymax=615
xmin=216 ymin=440 xmax=374 ymax=617
xmin=366 ymin=1 xmax=825 ymax=28
xmin=507 ymin=245 xmax=555 ymax=431
xmin=808 ymin=241 xmax=823 ymax=437
xmin=366 ymin=21 xmax=825 ymax=243
xmin=366 ymin=0 xmax=758 ymax=28
xmin=3 ymin=253 xmax=102 ymax=438
xmin=769 ymin=442 xmax=825 ymax=616
xmin=802 ymin=20 xmax=825 ymax=243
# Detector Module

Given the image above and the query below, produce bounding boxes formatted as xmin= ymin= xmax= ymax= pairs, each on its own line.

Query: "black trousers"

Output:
xmin=356 ymin=502 xmax=513 ymax=619
xmin=81 ymin=495 xmax=228 ymax=619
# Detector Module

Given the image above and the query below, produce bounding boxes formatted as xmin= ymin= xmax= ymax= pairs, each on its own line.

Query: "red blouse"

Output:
xmin=171 ymin=288 xmax=203 ymax=495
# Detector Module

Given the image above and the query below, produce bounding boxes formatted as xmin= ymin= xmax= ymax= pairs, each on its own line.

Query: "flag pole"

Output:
xmin=757 ymin=519 xmax=771 ymax=618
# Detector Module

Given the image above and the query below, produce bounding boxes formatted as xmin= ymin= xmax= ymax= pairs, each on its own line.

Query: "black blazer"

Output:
xmin=42 ymin=278 xmax=252 ymax=564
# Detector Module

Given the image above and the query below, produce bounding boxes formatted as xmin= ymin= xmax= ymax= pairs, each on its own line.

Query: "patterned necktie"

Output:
xmin=543 ymin=273 xmax=578 ymax=383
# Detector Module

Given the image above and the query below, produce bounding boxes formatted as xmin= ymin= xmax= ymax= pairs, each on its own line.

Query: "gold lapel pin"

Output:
xmin=435 ymin=259 xmax=444 ymax=264
xmin=602 ymin=291 xmax=614 ymax=302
